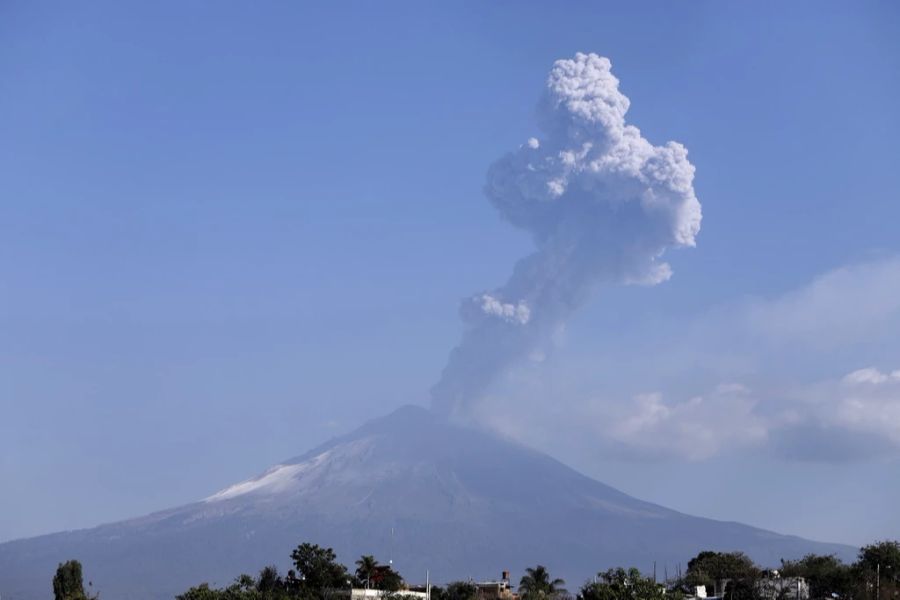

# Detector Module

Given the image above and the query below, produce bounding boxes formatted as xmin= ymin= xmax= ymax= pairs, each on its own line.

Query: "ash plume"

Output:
xmin=431 ymin=53 xmax=702 ymax=417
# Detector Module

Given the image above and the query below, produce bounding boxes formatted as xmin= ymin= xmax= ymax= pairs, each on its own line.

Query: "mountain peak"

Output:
xmin=0 ymin=405 xmax=856 ymax=600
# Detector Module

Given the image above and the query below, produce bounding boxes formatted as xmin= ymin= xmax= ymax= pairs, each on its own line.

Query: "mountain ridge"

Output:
xmin=0 ymin=405 xmax=855 ymax=600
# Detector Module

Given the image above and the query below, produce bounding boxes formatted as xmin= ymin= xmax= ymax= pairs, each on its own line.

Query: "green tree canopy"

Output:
xmin=352 ymin=556 xmax=403 ymax=591
xmin=288 ymin=543 xmax=351 ymax=599
xmin=177 ymin=583 xmax=225 ymax=600
xmin=257 ymin=566 xmax=287 ymax=597
xmin=370 ymin=565 xmax=404 ymax=592
xmin=176 ymin=567 xmax=289 ymax=600
xmin=431 ymin=581 xmax=478 ymax=600
xmin=578 ymin=567 xmax=666 ymax=600
xmin=857 ymin=541 xmax=900 ymax=600
xmin=779 ymin=554 xmax=853 ymax=600
xmin=519 ymin=565 xmax=567 ymax=600
xmin=53 ymin=560 xmax=90 ymax=600
xmin=858 ymin=541 xmax=900 ymax=578
xmin=356 ymin=556 xmax=381 ymax=588
xmin=684 ymin=551 xmax=760 ymax=594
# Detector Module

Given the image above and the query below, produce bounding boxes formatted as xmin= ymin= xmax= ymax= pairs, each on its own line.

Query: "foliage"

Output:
xmin=429 ymin=585 xmax=445 ymax=600
xmin=857 ymin=542 xmax=900 ymax=600
xmin=53 ymin=560 xmax=90 ymax=600
xmin=683 ymin=551 xmax=760 ymax=597
xmin=373 ymin=566 xmax=404 ymax=592
xmin=722 ymin=577 xmax=759 ymax=600
xmin=351 ymin=555 xmax=404 ymax=591
xmin=578 ymin=567 xmax=665 ymax=600
xmin=444 ymin=581 xmax=478 ymax=600
xmin=160 ymin=538 xmax=900 ymax=600
xmin=356 ymin=556 xmax=381 ymax=588
xmin=176 ymin=567 xmax=290 ymax=600
xmin=779 ymin=554 xmax=853 ymax=599
xmin=288 ymin=543 xmax=351 ymax=599
xmin=258 ymin=566 xmax=287 ymax=596
xmin=858 ymin=541 xmax=900 ymax=579
xmin=177 ymin=583 xmax=225 ymax=600
xmin=520 ymin=565 xmax=567 ymax=600
xmin=430 ymin=581 xmax=478 ymax=600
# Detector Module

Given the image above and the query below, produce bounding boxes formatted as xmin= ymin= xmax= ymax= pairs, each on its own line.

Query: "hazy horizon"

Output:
xmin=2 ymin=1 xmax=899 ymax=549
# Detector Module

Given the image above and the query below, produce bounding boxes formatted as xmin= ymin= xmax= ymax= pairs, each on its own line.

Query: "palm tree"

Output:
xmin=519 ymin=565 xmax=567 ymax=600
xmin=355 ymin=555 xmax=380 ymax=589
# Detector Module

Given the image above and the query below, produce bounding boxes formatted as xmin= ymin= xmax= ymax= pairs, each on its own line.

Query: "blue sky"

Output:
xmin=2 ymin=1 xmax=899 ymax=546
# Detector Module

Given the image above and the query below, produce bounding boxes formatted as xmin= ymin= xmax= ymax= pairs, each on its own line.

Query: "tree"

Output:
xmin=351 ymin=555 xmax=403 ymax=592
xmin=722 ymin=578 xmax=759 ymax=600
xmin=780 ymin=554 xmax=853 ymax=600
xmin=177 ymin=569 xmax=290 ymax=600
xmin=53 ymin=560 xmax=93 ymax=600
xmin=356 ymin=556 xmax=381 ymax=589
xmin=578 ymin=581 xmax=617 ymax=600
xmin=520 ymin=565 xmax=567 ymax=600
xmin=223 ymin=575 xmax=261 ymax=600
xmin=177 ymin=583 xmax=225 ymax=600
xmin=578 ymin=568 xmax=666 ymax=600
xmin=257 ymin=566 xmax=287 ymax=598
xmin=858 ymin=541 xmax=900 ymax=579
xmin=433 ymin=581 xmax=477 ymax=600
xmin=370 ymin=565 xmax=404 ymax=592
xmin=288 ymin=543 xmax=350 ymax=600
xmin=857 ymin=542 xmax=900 ymax=600
xmin=683 ymin=551 xmax=760 ymax=597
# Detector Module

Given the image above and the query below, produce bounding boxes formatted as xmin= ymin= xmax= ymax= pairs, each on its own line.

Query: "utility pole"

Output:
xmin=876 ymin=564 xmax=881 ymax=600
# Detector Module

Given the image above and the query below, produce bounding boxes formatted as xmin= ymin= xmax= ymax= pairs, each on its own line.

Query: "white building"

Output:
xmin=347 ymin=589 xmax=429 ymax=600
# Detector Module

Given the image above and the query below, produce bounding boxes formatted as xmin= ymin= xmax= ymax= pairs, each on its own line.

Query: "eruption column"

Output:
xmin=431 ymin=53 xmax=702 ymax=417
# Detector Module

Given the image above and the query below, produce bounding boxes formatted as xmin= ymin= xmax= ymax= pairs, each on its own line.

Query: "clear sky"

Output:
xmin=2 ymin=1 xmax=899 ymax=546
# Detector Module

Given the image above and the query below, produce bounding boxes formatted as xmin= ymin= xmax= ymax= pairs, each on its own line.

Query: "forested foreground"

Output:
xmin=51 ymin=540 xmax=900 ymax=600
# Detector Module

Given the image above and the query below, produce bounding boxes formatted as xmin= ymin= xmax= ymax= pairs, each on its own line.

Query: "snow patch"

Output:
xmin=202 ymin=438 xmax=380 ymax=504
xmin=204 ymin=451 xmax=333 ymax=502
xmin=205 ymin=464 xmax=305 ymax=502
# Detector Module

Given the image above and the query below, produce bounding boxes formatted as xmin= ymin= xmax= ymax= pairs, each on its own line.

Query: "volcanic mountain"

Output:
xmin=0 ymin=405 xmax=853 ymax=600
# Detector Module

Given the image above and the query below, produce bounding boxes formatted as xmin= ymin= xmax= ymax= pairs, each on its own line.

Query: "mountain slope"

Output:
xmin=0 ymin=406 xmax=854 ymax=600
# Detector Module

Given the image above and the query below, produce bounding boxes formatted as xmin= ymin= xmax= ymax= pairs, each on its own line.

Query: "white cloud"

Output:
xmin=600 ymin=366 xmax=900 ymax=461
xmin=472 ymin=256 xmax=900 ymax=463
xmin=745 ymin=257 xmax=900 ymax=348
xmin=484 ymin=365 xmax=900 ymax=463
xmin=825 ymin=368 xmax=900 ymax=441
xmin=595 ymin=386 xmax=767 ymax=460
xmin=596 ymin=367 xmax=900 ymax=462
xmin=842 ymin=367 xmax=900 ymax=385
xmin=761 ymin=367 xmax=900 ymax=461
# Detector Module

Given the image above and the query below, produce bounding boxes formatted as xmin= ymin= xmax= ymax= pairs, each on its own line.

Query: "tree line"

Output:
xmin=51 ymin=539 xmax=900 ymax=600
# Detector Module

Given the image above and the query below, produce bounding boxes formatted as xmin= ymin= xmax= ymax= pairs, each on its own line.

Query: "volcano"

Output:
xmin=0 ymin=406 xmax=853 ymax=600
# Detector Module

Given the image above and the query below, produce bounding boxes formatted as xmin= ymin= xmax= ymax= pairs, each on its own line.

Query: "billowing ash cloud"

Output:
xmin=431 ymin=53 xmax=702 ymax=416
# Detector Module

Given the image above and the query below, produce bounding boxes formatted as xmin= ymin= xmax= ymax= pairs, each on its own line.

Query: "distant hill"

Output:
xmin=0 ymin=405 xmax=854 ymax=600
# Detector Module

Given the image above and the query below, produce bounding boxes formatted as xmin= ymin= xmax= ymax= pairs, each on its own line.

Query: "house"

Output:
xmin=474 ymin=572 xmax=517 ymax=600
xmin=346 ymin=589 xmax=429 ymax=600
